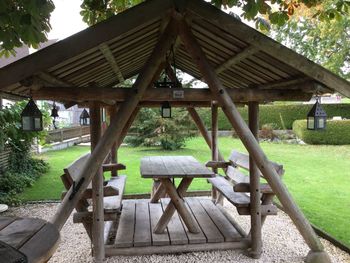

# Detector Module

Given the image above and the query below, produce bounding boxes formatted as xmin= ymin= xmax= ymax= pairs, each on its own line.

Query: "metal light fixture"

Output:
xmin=161 ymin=101 xmax=171 ymax=118
xmin=155 ymin=45 xmax=180 ymax=89
xmin=80 ymin=108 xmax=90 ymax=126
xmin=21 ymin=98 xmax=43 ymax=131
xmin=51 ymin=101 xmax=59 ymax=129
xmin=307 ymin=96 xmax=327 ymax=130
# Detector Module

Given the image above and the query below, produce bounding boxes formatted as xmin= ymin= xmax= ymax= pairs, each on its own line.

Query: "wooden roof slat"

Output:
xmin=99 ymin=44 xmax=125 ymax=83
xmin=185 ymin=0 xmax=350 ymax=96
xmin=215 ymin=46 xmax=258 ymax=74
xmin=0 ymin=0 xmax=174 ymax=89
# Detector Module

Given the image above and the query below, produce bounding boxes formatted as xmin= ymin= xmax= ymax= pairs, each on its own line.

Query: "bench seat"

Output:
xmin=208 ymin=175 xmax=250 ymax=207
xmin=104 ymin=175 xmax=126 ymax=212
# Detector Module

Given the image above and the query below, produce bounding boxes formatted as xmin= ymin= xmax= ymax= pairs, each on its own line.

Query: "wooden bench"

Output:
xmin=60 ymin=153 xmax=127 ymax=238
xmin=207 ymin=150 xmax=284 ymax=216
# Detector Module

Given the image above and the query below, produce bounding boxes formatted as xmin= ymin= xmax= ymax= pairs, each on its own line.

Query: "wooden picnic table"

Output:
xmin=140 ymin=156 xmax=215 ymax=234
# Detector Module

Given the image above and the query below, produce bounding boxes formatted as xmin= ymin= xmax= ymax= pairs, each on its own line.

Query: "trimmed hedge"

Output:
xmin=293 ymin=120 xmax=350 ymax=145
xmin=195 ymin=104 xmax=350 ymax=130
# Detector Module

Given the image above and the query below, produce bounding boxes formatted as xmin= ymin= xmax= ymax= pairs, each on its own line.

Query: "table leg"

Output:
xmin=153 ymin=178 xmax=200 ymax=234
xmin=150 ymin=180 xmax=167 ymax=203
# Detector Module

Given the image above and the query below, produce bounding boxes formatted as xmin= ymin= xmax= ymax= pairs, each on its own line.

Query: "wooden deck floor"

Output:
xmin=105 ymin=198 xmax=249 ymax=256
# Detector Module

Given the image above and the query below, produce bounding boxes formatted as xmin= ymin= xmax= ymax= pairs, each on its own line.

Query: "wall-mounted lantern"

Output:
xmin=80 ymin=108 xmax=90 ymax=126
xmin=50 ymin=102 xmax=59 ymax=129
xmin=307 ymin=96 xmax=327 ymax=130
xmin=21 ymin=98 xmax=43 ymax=131
xmin=161 ymin=101 xmax=171 ymax=118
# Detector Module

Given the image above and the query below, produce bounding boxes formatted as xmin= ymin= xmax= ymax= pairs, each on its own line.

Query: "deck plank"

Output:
xmin=199 ymin=199 xmax=241 ymax=242
xmin=186 ymin=198 xmax=224 ymax=243
xmin=0 ymin=218 xmax=46 ymax=248
xmin=0 ymin=217 xmax=16 ymax=231
xmin=149 ymin=202 xmax=170 ymax=246
xmin=115 ymin=200 xmax=135 ymax=248
xmin=181 ymin=202 xmax=207 ymax=244
xmin=161 ymin=199 xmax=188 ymax=245
xmin=134 ymin=200 xmax=152 ymax=247
xmin=19 ymin=223 xmax=60 ymax=263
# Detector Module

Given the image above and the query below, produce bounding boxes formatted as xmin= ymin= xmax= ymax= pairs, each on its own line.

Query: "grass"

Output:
xmin=20 ymin=137 xmax=350 ymax=247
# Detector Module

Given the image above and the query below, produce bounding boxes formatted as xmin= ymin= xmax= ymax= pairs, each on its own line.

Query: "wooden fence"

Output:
xmin=0 ymin=147 xmax=11 ymax=171
xmin=46 ymin=126 xmax=90 ymax=143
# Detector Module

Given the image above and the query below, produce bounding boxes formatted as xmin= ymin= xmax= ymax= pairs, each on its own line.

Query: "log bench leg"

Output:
xmin=153 ymin=178 xmax=200 ymax=234
xmin=150 ymin=180 xmax=167 ymax=203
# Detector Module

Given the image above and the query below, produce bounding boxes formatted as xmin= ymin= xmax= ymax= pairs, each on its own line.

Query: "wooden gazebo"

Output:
xmin=1 ymin=0 xmax=350 ymax=262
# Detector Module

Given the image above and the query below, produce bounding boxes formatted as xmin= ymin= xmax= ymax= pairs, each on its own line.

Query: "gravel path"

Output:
xmin=3 ymin=201 xmax=350 ymax=263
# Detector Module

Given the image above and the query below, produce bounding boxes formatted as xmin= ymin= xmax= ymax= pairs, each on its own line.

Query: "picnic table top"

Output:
xmin=140 ymin=156 xmax=215 ymax=178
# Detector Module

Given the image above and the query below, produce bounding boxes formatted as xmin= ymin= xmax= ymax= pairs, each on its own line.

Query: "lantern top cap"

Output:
xmin=307 ymin=99 xmax=327 ymax=117
xmin=21 ymin=98 xmax=42 ymax=117
xmin=80 ymin=108 xmax=90 ymax=118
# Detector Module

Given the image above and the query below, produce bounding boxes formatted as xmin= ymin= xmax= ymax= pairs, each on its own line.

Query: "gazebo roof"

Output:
xmin=0 ymin=0 xmax=349 ymax=103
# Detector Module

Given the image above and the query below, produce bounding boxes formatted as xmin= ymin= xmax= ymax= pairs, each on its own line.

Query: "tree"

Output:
xmin=0 ymin=0 xmax=55 ymax=57
xmin=271 ymin=0 xmax=350 ymax=79
xmin=1 ymin=0 xmax=349 ymax=56
xmin=125 ymin=108 xmax=196 ymax=150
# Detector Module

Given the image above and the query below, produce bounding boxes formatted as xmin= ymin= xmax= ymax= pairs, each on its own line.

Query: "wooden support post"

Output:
xmin=187 ymin=107 xmax=225 ymax=162
xmin=108 ymin=105 xmax=118 ymax=176
xmin=211 ymin=102 xmax=219 ymax=201
xmin=51 ymin=19 xmax=178 ymax=233
xmin=90 ymin=102 xmax=105 ymax=262
xmin=178 ymin=19 xmax=327 ymax=258
xmin=0 ymin=95 xmax=3 ymax=109
xmin=116 ymin=107 xmax=140 ymax=149
xmin=248 ymin=101 xmax=262 ymax=258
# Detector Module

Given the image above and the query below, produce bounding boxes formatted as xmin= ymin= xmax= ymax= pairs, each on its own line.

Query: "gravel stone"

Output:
xmin=3 ymin=200 xmax=350 ymax=263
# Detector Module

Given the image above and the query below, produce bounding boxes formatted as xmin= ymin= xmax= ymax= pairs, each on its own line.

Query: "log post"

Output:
xmin=187 ymin=107 xmax=225 ymax=162
xmin=211 ymin=102 xmax=219 ymax=201
xmin=0 ymin=95 xmax=3 ymax=109
xmin=248 ymin=101 xmax=262 ymax=258
xmin=51 ymin=19 xmax=178 ymax=232
xmin=108 ymin=105 xmax=118 ymax=176
xmin=178 ymin=19 xmax=329 ymax=260
xmin=89 ymin=102 xmax=105 ymax=262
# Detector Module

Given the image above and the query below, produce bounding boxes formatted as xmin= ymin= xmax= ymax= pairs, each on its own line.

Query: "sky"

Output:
xmin=48 ymin=0 xmax=87 ymax=41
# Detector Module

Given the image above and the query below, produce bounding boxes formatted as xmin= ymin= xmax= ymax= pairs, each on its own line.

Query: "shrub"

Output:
xmin=293 ymin=119 xmax=350 ymax=145
xmin=259 ymin=123 xmax=278 ymax=140
xmin=0 ymin=101 xmax=50 ymax=205
xmin=0 ymin=158 xmax=49 ymax=205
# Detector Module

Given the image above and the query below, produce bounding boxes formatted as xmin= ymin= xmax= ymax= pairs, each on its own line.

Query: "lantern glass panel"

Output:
xmin=162 ymin=108 xmax=171 ymax=118
xmin=34 ymin=117 xmax=42 ymax=130
xmin=318 ymin=118 xmax=325 ymax=129
xmin=307 ymin=117 xmax=315 ymax=130
xmin=22 ymin=117 xmax=31 ymax=131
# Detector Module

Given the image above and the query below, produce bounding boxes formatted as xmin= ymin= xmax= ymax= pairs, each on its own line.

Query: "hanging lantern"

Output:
xmin=80 ymin=108 xmax=90 ymax=126
xmin=161 ymin=101 xmax=171 ymax=118
xmin=50 ymin=102 xmax=59 ymax=129
xmin=155 ymin=45 xmax=180 ymax=89
xmin=21 ymin=98 xmax=43 ymax=131
xmin=307 ymin=96 xmax=327 ymax=130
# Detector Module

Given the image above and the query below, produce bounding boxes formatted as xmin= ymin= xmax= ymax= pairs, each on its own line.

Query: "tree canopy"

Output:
xmin=272 ymin=0 xmax=350 ymax=79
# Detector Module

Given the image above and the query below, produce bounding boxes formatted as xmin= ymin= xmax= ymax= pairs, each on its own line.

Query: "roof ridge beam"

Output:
xmin=215 ymin=46 xmax=258 ymax=75
xmin=99 ymin=43 xmax=125 ymax=83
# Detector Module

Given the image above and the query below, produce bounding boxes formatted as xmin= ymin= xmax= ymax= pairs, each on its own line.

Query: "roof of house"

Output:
xmin=0 ymin=0 xmax=349 ymax=103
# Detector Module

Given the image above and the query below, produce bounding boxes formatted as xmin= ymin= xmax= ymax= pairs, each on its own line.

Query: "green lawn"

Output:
xmin=20 ymin=137 xmax=350 ymax=247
